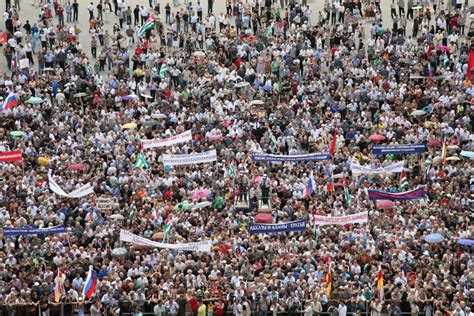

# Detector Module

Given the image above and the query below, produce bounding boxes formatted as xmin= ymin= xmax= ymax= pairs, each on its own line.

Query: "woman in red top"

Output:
xmin=215 ymin=299 xmax=225 ymax=316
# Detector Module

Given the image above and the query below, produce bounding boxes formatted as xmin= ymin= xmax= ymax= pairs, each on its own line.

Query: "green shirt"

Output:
xmin=197 ymin=304 xmax=206 ymax=316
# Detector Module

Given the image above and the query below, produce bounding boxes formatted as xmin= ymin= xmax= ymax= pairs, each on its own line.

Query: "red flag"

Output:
xmin=467 ymin=48 xmax=474 ymax=80
xmin=0 ymin=150 xmax=23 ymax=163
xmin=329 ymin=130 xmax=337 ymax=157
xmin=0 ymin=32 xmax=7 ymax=44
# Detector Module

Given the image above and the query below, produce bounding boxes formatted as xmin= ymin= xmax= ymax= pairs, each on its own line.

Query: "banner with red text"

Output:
xmin=313 ymin=212 xmax=368 ymax=226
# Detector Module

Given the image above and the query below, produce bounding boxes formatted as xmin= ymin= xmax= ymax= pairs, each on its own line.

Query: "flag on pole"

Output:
xmin=377 ymin=268 xmax=384 ymax=299
xmin=82 ymin=267 xmax=97 ymax=298
xmin=138 ymin=15 xmax=155 ymax=37
xmin=267 ymin=22 xmax=274 ymax=36
xmin=229 ymin=162 xmax=237 ymax=178
xmin=327 ymin=173 xmax=334 ymax=192
xmin=0 ymin=32 xmax=7 ymax=43
xmin=466 ymin=48 xmax=474 ymax=80
xmin=343 ymin=177 xmax=351 ymax=206
xmin=134 ymin=152 xmax=149 ymax=169
xmin=0 ymin=93 xmax=17 ymax=111
xmin=268 ymin=130 xmax=277 ymax=144
xmin=326 ymin=267 xmax=332 ymax=298
xmin=305 ymin=172 xmax=316 ymax=197
xmin=329 ymin=130 xmax=337 ymax=157
xmin=440 ymin=140 xmax=447 ymax=165
xmin=399 ymin=168 xmax=409 ymax=190
xmin=159 ymin=64 xmax=169 ymax=79
xmin=130 ymin=203 xmax=137 ymax=225
xmin=163 ymin=214 xmax=172 ymax=242
xmin=54 ymin=268 xmax=65 ymax=303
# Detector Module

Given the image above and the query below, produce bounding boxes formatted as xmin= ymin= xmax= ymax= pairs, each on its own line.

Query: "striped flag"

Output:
xmin=159 ymin=64 xmax=169 ymax=79
xmin=329 ymin=130 xmax=337 ymax=157
xmin=54 ymin=268 xmax=65 ymax=303
xmin=130 ymin=203 xmax=137 ymax=225
xmin=163 ymin=214 xmax=172 ymax=242
xmin=229 ymin=162 xmax=237 ymax=178
xmin=377 ymin=267 xmax=384 ymax=299
xmin=305 ymin=172 xmax=316 ymax=197
xmin=268 ymin=130 xmax=277 ymax=144
xmin=267 ymin=22 xmax=274 ymax=36
xmin=82 ymin=267 xmax=98 ymax=298
xmin=134 ymin=152 xmax=149 ymax=170
xmin=138 ymin=15 xmax=155 ymax=37
xmin=343 ymin=177 xmax=351 ymax=206
xmin=326 ymin=267 xmax=332 ymax=298
xmin=440 ymin=140 xmax=447 ymax=165
xmin=399 ymin=169 xmax=409 ymax=190
xmin=1 ymin=92 xmax=17 ymax=111
xmin=327 ymin=173 xmax=334 ymax=192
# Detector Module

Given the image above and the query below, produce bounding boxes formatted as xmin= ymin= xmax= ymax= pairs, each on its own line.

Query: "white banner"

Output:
xmin=162 ymin=150 xmax=217 ymax=166
xmin=313 ymin=212 xmax=368 ymax=226
xmin=96 ymin=198 xmax=116 ymax=210
xmin=48 ymin=171 xmax=94 ymax=198
xmin=350 ymin=161 xmax=405 ymax=175
xmin=120 ymin=230 xmax=212 ymax=252
xmin=141 ymin=130 xmax=192 ymax=150
xmin=191 ymin=201 xmax=212 ymax=210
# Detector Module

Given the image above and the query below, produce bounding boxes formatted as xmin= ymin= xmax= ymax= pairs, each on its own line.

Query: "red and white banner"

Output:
xmin=314 ymin=211 xmax=368 ymax=226
xmin=141 ymin=130 xmax=192 ymax=150
xmin=0 ymin=150 xmax=23 ymax=163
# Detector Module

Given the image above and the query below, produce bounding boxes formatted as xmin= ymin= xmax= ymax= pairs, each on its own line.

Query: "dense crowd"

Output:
xmin=0 ymin=0 xmax=473 ymax=315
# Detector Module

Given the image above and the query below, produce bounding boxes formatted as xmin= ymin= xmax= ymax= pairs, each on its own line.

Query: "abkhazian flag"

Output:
xmin=159 ymin=64 xmax=169 ymax=79
xmin=138 ymin=15 xmax=155 ymax=37
xmin=134 ymin=152 xmax=149 ymax=170
xmin=54 ymin=268 xmax=65 ymax=303
xmin=343 ymin=177 xmax=351 ymax=206
xmin=229 ymin=162 xmax=237 ymax=178
xmin=400 ymin=168 xmax=409 ymax=190
xmin=130 ymin=203 xmax=137 ymax=225
xmin=163 ymin=214 xmax=172 ymax=242
xmin=267 ymin=22 xmax=274 ymax=36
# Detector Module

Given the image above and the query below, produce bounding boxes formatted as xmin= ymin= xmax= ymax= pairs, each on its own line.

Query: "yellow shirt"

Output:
xmin=198 ymin=304 xmax=206 ymax=316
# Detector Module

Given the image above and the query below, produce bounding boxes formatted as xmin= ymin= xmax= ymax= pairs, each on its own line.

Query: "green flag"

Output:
xmin=229 ymin=163 xmax=237 ymax=178
xmin=343 ymin=178 xmax=351 ymax=207
xmin=134 ymin=152 xmax=149 ymax=170
xmin=138 ymin=15 xmax=155 ymax=37
xmin=163 ymin=215 xmax=172 ymax=243
xmin=130 ymin=203 xmax=137 ymax=226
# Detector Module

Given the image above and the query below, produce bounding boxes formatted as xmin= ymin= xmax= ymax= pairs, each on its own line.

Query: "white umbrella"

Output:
xmin=74 ymin=92 xmax=87 ymax=98
xmin=235 ymin=82 xmax=250 ymax=88
xmin=249 ymin=100 xmax=264 ymax=106
xmin=152 ymin=113 xmax=167 ymax=119
xmin=193 ymin=51 xmax=206 ymax=57
xmin=111 ymin=248 xmax=128 ymax=257
xmin=411 ymin=110 xmax=426 ymax=116
xmin=110 ymin=214 xmax=124 ymax=220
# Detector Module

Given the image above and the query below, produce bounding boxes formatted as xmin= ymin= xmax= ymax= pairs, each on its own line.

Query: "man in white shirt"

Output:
xmin=338 ymin=302 xmax=347 ymax=316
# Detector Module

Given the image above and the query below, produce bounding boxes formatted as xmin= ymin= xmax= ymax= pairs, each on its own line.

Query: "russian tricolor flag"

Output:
xmin=1 ymin=93 xmax=17 ymax=111
xmin=305 ymin=173 xmax=316 ymax=197
xmin=82 ymin=267 xmax=97 ymax=298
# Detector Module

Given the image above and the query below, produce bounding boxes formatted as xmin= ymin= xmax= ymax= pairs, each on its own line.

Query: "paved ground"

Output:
xmin=0 ymin=0 xmax=468 ymax=70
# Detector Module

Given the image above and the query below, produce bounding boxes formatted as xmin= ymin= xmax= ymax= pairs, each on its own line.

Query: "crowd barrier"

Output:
xmin=0 ymin=300 xmax=437 ymax=316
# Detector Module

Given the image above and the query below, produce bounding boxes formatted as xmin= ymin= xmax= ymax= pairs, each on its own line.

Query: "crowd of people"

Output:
xmin=0 ymin=0 xmax=473 ymax=315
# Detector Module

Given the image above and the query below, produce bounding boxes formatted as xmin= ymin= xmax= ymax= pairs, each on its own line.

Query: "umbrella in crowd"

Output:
xmin=424 ymin=233 xmax=445 ymax=243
